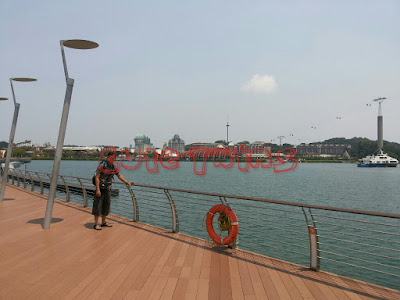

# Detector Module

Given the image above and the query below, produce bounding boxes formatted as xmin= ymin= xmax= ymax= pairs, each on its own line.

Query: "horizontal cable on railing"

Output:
xmin=321 ymin=265 xmax=399 ymax=289
xmin=318 ymin=242 xmax=400 ymax=261
xmin=112 ymin=201 xmax=132 ymax=208
xmin=180 ymin=217 xmax=204 ymax=226
xmin=171 ymin=194 xmax=217 ymax=204
xmin=319 ymin=235 xmax=400 ymax=253
xmin=174 ymin=203 xmax=208 ymax=211
xmin=242 ymin=245 xmax=309 ymax=263
xmin=179 ymin=222 xmax=207 ymax=233
xmin=136 ymin=204 xmax=171 ymax=215
xmin=130 ymin=188 xmax=165 ymax=195
xmin=317 ymin=228 xmax=400 ymax=245
xmin=136 ymin=201 xmax=170 ymax=211
xmin=135 ymin=199 xmax=170 ymax=207
xmin=233 ymin=207 xmax=306 ymax=223
xmin=131 ymin=190 xmax=166 ymax=197
xmin=239 ymin=216 xmax=305 ymax=229
xmin=134 ymin=195 xmax=170 ymax=204
xmin=239 ymin=241 xmax=308 ymax=260
xmin=239 ymin=237 xmax=308 ymax=256
xmin=240 ymin=220 xmax=306 ymax=232
xmin=241 ymin=226 xmax=308 ymax=243
xmin=139 ymin=221 xmax=170 ymax=229
xmin=140 ymin=214 xmax=171 ymax=222
xmin=242 ymin=232 xmax=309 ymax=251
xmin=172 ymin=197 xmax=215 ymax=206
xmin=315 ymin=220 xmax=400 ymax=237
xmin=311 ymin=213 xmax=400 ymax=228
xmin=319 ymin=256 xmax=400 ymax=279
xmin=230 ymin=202 xmax=305 ymax=216
xmin=318 ymin=249 xmax=400 ymax=271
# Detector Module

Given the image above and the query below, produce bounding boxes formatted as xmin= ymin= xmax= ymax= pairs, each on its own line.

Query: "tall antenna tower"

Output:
xmin=226 ymin=115 xmax=230 ymax=144
xmin=277 ymin=136 xmax=285 ymax=146
xmin=373 ymin=97 xmax=386 ymax=150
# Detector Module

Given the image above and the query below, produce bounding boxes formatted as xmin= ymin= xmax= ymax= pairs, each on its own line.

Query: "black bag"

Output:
xmin=92 ymin=161 xmax=110 ymax=188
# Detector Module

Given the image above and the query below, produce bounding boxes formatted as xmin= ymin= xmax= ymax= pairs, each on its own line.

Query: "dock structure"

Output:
xmin=0 ymin=157 xmax=31 ymax=163
xmin=1 ymin=183 xmax=399 ymax=299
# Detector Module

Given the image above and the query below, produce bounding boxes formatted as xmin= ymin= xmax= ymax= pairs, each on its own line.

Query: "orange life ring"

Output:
xmin=206 ymin=204 xmax=239 ymax=246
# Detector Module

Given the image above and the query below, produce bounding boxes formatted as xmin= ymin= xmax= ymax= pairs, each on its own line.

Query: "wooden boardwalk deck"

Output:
xmin=0 ymin=183 xmax=399 ymax=300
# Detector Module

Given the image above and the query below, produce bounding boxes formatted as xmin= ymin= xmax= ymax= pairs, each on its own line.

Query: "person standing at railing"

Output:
xmin=93 ymin=151 xmax=134 ymax=230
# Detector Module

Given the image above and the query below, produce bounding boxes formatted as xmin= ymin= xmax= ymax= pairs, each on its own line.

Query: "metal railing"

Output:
xmin=1 ymin=167 xmax=399 ymax=290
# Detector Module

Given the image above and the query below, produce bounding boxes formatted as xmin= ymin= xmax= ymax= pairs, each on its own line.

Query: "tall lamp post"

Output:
xmin=0 ymin=98 xmax=9 ymax=174
xmin=0 ymin=98 xmax=9 ymax=167
xmin=43 ymin=39 xmax=98 ymax=229
xmin=0 ymin=78 xmax=37 ymax=203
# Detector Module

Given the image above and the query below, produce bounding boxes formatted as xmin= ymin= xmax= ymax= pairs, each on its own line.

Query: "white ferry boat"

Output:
xmin=357 ymin=150 xmax=398 ymax=167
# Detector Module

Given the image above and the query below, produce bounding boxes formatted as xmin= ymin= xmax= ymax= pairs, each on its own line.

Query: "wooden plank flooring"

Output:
xmin=0 ymin=183 xmax=399 ymax=300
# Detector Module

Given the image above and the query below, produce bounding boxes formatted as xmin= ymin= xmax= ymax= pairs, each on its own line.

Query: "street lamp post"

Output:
xmin=0 ymin=98 xmax=9 ymax=170
xmin=0 ymin=78 xmax=37 ymax=203
xmin=43 ymin=39 xmax=98 ymax=229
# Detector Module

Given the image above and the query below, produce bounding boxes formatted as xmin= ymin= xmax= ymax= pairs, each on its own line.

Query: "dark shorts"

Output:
xmin=92 ymin=189 xmax=111 ymax=216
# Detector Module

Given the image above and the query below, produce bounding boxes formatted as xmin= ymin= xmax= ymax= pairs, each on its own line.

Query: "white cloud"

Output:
xmin=240 ymin=74 xmax=278 ymax=94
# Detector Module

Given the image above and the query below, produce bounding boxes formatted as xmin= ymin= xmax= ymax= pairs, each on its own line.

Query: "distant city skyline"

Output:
xmin=1 ymin=1 xmax=399 ymax=147
xmin=3 ymin=133 xmax=398 ymax=150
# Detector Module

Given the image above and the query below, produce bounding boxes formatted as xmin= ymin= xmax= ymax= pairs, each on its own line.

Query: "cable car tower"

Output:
xmin=373 ymin=97 xmax=386 ymax=150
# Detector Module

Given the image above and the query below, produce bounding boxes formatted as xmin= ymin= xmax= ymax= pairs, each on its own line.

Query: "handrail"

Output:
xmin=4 ymin=168 xmax=400 ymax=290
xmin=23 ymin=172 xmax=400 ymax=218
xmin=132 ymin=183 xmax=400 ymax=219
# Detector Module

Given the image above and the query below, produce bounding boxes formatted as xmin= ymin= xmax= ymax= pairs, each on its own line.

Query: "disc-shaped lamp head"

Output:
xmin=11 ymin=78 xmax=37 ymax=82
xmin=0 ymin=97 xmax=8 ymax=101
xmin=62 ymin=39 xmax=99 ymax=49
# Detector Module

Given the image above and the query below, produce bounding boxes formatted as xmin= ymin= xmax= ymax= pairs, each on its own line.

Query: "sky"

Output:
xmin=1 ymin=0 xmax=399 ymax=148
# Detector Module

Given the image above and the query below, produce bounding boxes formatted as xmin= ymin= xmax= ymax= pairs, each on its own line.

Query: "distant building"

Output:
xmin=295 ymin=144 xmax=350 ymax=156
xmin=15 ymin=140 xmax=32 ymax=148
xmin=62 ymin=146 xmax=101 ymax=152
xmin=134 ymin=134 xmax=154 ymax=151
xmin=236 ymin=141 xmax=272 ymax=158
xmin=167 ymin=134 xmax=185 ymax=153
xmin=189 ymin=142 xmax=217 ymax=149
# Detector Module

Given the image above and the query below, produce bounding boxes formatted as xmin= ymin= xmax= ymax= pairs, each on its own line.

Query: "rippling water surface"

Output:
xmin=26 ymin=160 xmax=400 ymax=214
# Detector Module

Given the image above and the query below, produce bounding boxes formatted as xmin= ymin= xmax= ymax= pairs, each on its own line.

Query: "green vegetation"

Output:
xmin=0 ymin=141 xmax=8 ymax=149
xmin=2 ymin=137 xmax=400 ymax=162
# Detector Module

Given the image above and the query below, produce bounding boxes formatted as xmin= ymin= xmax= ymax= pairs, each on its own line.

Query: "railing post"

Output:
xmin=77 ymin=178 xmax=88 ymax=207
xmin=11 ymin=169 xmax=15 ymax=185
xmin=14 ymin=169 xmax=20 ymax=186
xmin=308 ymin=208 xmax=320 ymax=271
xmin=307 ymin=225 xmax=319 ymax=271
xmin=302 ymin=207 xmax=320 ymax=271
xmin=60 ymin=176 xmax=70 ymax=202
xmin=36 ymin=172 xmax=44 ymax=194
xmin=127 ymin=185 xmax=139 ymax=222
xmin=26 ymin=171 xmax=34 ymax=191
xmin=164 ymin=189 xmax=179 ymax=233
xmin=18 ymin=170 xmax=27 ymax=189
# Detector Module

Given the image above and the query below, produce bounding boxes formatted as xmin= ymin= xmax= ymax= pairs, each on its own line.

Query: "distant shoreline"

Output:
xmin=27 ymin=157 xmax=353 ymax=164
